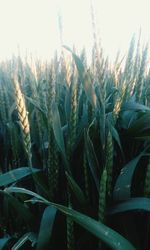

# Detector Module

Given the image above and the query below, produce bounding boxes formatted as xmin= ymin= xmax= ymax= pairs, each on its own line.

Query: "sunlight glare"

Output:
xmin=0 ymin=0 xmax=149 ymax=61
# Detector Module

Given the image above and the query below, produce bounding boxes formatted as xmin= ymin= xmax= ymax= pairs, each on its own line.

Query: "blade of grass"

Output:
xmin=4 ymin=187 xmax=135 ymax=250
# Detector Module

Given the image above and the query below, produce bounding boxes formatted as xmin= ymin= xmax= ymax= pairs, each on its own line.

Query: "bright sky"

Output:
xmin=0 ymin=0 xmax=150 ymax=62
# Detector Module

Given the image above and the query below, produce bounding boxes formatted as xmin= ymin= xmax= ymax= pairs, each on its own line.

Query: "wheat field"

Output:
xmin=0 ymin=8 xmax=149 ymax=249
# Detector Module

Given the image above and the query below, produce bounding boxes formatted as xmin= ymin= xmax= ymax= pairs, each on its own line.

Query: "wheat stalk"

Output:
xmin=98 ymin=168 xmax=107 ymax=249
xmin=13 ymin=78 xmax=32 ymax=167
xmin=47 ymin=65 xmax=59 ymax=200
xmin=105 ymin=130 xmax=113 ymax=196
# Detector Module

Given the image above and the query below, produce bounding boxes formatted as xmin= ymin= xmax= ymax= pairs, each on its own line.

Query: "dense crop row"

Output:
xmin=0 ymin=36 xmax=150 ymax=250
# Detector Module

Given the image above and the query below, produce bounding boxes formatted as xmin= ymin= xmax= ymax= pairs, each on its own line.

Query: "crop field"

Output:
xmin=0 ymin=34 xmax=150 ymax=250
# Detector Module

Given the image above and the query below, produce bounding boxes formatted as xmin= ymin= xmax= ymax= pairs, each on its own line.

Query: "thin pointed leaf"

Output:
xmin=113 ymin=152 xmax=144 ymax=201
xmin=4 ymin=187 xmax=49 ymax=204
xmin=0 ymin=167 xmax=40 ymax=187
xmin=63 ymin=46 xmax=85 ymax=81
xmin=11 ymin=232 xmax=37 ymax=250
xmin=51 ymin=101 xmax=66 ymax=157
xmin=109 ymin=197 xmax=150 ymax=215
xmin=4 ymin=187 xmax=135 ymax=250
xmin=85 ymin=131 xmax=99 ymax=191
xmin=110 ymin=125 xmax=123 ymax=154
xmin=54 ymin=203 xmax=135 ymax=250
xmin=121 ymin=101 xmax=150 ymax=112
xmin=63 ymin=46 xmax=96 ymax=108
xmin=36 ymin=206 xmax=57 ymax=250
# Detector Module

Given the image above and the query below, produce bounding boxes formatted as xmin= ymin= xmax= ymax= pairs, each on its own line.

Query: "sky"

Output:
xmin=0 ymin=0 xmax=150 ymax=62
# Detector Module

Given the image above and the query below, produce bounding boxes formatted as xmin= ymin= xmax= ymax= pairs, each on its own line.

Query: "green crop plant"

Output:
xmin=0 ymin=32 xmax=150 ymax=250
xmin=13 ymin=78 xmax=32 ymax=167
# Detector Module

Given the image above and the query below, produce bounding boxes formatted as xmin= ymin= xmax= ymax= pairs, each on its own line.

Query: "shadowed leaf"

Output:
xmin=5 ymin=187 xmax=136 ymax=250
xmin=36 ymin=206 xmax=57 ymax=250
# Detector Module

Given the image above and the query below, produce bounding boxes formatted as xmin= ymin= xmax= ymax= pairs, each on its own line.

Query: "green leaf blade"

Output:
xmin=0 ymin=167 xmax=40 ymax=187
xmin=36 ymin=206 xmax=57 ymax=250
xmin=5 ymin=187 xmax=135 ymax=250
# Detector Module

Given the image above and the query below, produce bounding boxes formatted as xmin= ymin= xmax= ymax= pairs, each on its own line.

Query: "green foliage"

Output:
xmin=109 ymin=197 xmax=150 ymax=215
xmin=113 ymin=152 xmax=145 ymax=201
xmin=11 ymin=232 xmax=37 ymax=250
xmin=4 ymin=187 xmax=135 ymax=250
xmin=0 ymin=38 xmax=150 ymax=250
xmin=36 ymin=207 xmax=57 ymax=250
xmin=0 ymin=167 xmax=40 ymax=187
xmin=0 ymin=236 xmax=11 ymax=250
